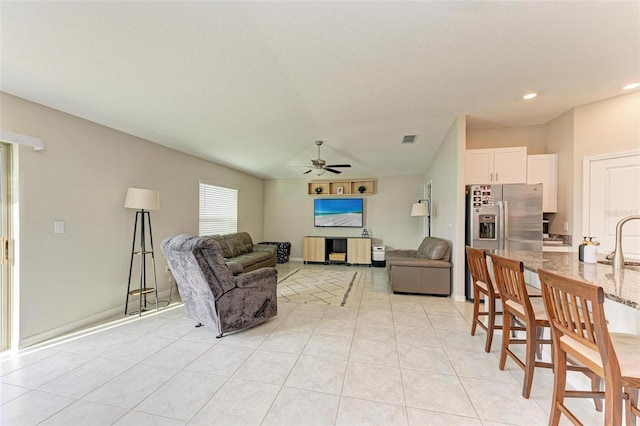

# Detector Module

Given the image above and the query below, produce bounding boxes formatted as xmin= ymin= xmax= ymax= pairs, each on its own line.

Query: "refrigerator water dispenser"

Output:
xmin=479 ymin=215 xmax=496 ymax=239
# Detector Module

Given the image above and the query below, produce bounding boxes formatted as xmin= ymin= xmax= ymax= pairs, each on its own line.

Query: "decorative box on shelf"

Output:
xmin=328 ymin=252 xmax=346 ymax=262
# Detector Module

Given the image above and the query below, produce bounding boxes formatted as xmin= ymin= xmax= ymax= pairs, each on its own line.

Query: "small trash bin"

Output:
xmin=372 ymin=245 xmax=386 ymax=267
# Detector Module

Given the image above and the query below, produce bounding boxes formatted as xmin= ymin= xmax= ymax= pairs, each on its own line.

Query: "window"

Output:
xmin=199 ymin=182 xmax=237 ymax=236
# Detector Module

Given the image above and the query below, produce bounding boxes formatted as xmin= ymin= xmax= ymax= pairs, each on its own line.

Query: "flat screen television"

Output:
xmin=314 ymin=198 xmax=363 ymax=228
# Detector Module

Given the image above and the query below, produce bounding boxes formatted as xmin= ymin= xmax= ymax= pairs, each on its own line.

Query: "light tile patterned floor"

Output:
xmin=0 ymin=262 xmax=605 ymax=425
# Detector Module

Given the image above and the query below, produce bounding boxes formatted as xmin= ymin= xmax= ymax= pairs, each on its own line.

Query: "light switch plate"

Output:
xmin=54 ymin=221 xmax=65 ymax=234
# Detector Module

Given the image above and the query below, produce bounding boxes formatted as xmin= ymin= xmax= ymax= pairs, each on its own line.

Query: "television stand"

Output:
xmin=302 ymin=236 xmax=371 ymax=266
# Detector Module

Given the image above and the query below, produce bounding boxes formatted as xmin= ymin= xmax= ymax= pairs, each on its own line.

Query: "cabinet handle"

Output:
xmin=490 ymin=172 xmax=493 ymax=182
xmin=1 ymin=237 xmax=7 ymax=265
xmin=495 ymin=172 xmax=499 ymax=182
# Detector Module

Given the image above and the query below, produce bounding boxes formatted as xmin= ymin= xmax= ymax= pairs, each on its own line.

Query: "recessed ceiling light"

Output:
xmin=523 ymin=93 xmax=537 ymax=100
xmin=623 ymin=82 xmax=640 ymax=90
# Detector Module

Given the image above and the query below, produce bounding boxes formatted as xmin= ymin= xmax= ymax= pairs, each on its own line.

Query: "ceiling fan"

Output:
xmin=302 ymin=140 xmax=351 ymax=175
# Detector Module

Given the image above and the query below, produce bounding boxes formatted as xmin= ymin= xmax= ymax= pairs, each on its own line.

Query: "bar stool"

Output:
xmin=538 ymin=268 xmax=640 ymax=426
xmin=489 ymin=254 xmax=554 ymax=398
xmin=466 ymin=246 xmax=503 ymax=352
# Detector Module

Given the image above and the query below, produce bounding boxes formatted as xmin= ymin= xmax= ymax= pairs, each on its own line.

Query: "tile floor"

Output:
xmin=0 ymin=262 xmax=605 ymax=425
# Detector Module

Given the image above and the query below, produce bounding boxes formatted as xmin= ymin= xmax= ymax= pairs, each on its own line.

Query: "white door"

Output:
xmin=585 ymin=152 xmax=640 ymax=258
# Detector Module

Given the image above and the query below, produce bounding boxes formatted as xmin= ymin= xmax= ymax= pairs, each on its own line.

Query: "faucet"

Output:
xmin=611 ymin=215 xmax=640 ymax=270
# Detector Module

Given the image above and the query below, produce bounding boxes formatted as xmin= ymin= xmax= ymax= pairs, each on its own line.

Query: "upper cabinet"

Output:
xmin=465 ymin=147 xmax=527 ymax=185
xmin=527 ymin=154 xmax=558 ymax=213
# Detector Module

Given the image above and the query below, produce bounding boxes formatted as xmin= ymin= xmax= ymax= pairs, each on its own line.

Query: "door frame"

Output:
xmin=0 ymin=142 xmax=16 ymax=351
xmin=424 ymin=181 xmax=432 ymax=237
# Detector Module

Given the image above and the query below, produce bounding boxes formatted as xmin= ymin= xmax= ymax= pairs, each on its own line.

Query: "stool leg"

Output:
xmin=550 ymin=344 xmax=567 ymax=426
xmin=471 ymin=286 xmax=480 ymax=336
xmin=499 ymin=310 xmax=511 ymax=370
xmin=522 ymin=322 xmax=536 ymax=398
xmin=485 ymin=294 xmax=496 ymax=353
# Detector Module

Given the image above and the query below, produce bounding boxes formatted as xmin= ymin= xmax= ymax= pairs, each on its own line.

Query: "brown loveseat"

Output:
xmin=204 ymin=232 xmax=276 ymax=272
xmin=386 ymin=236 xmax=452 ymax=295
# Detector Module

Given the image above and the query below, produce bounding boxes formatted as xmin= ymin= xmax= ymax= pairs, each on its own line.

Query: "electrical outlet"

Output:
xmin=563 ymin=222 xmax=569 ymax=232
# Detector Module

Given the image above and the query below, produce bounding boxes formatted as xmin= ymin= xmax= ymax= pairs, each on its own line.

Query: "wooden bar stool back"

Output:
xmin=466 ymin=246 xmax=502 ymax=352
xmin=489 ymin=253 xmax=553 ymax=399
xmin=538 ymin=269 xmax=640 ymax=426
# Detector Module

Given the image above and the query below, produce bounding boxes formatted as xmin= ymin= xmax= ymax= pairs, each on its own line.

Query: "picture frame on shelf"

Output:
xmin=337 ymin=186 xmax=344 ymax=195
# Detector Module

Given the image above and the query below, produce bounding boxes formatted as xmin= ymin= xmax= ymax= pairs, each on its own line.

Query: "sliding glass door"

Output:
xmin=0 ymin=143 xmax=11 ymax=351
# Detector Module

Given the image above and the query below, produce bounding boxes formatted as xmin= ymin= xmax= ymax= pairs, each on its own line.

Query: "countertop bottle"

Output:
xmin=578 ymin=237 xmax=588 ymax=261
xmin=584 ymin=239 xmax=598 ymax=264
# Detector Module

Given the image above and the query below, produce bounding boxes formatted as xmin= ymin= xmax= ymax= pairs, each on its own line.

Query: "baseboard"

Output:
xmin=453 ymin=295 xmax=467 ymax=302
xmin=19 ymin=288 xmax=176 ymax=349
xmin=289 ymin=257 xmax=304 ymax=262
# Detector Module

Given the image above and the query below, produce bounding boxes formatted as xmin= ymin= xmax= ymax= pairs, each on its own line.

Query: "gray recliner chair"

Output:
xmin=386 ymin=236 xmax=452 ymax=295
xmin=161 ymin=234 xmax=278 ymax=337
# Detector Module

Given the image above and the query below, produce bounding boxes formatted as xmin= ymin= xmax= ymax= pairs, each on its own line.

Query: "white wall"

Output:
xmin=1 ymin=92 xmax=265 ymax=346
xmin=425 ymin=115 xmax=466 ymax=301
xmin=263 ymin=175 xmax=426 ymax=259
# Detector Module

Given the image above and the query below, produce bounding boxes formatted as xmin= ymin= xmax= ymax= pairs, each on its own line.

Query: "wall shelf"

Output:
xmin=308 ymin=179 xmax=374 ymax=196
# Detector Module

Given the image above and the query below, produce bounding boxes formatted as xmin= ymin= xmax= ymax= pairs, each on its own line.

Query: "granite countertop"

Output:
xmin=489 ymin=250 xmax=639 ymax=310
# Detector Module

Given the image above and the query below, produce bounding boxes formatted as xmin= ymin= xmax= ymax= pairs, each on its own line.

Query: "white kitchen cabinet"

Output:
xmin=465 ymin=147 xmax=527 ymax=185
xmin=527 ymin=154 xmax=558 ymax=213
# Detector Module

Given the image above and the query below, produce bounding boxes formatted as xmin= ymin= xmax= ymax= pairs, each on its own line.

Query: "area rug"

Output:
xmin=277 ymin=268 xmax=360 ymax=306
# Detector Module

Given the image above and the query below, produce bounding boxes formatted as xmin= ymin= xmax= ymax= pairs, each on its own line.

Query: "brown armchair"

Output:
xmin=161 ymin=234 xmax=278 ymax=338
xmin=386 ymin=237 xmax=452 ymax=295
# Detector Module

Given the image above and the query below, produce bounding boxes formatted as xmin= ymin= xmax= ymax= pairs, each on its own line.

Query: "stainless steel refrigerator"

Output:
xmin=465 ymin=184 xmax=543 ymax=300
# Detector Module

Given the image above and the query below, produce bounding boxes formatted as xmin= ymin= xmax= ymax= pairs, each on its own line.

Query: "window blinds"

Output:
xmin=199 ymin=182 xmax=238 ymax=236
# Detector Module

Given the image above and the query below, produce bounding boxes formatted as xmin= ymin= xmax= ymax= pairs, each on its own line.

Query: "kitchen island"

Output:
xmin=489 ymin=250 xmax=640 ymax=334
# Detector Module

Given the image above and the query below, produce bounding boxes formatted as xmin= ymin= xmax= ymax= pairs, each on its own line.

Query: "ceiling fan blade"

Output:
xmin=325 ymin=164 xmax=351 ymax=168
xmin=303 ymin=169 xmax=312 ymax=174
xmin=324 ymin=168 xmax=342 ymax=174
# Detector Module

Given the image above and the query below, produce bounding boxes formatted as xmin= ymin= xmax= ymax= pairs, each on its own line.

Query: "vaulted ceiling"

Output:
xmin=1 ymin=1 xmax=638 ymax=179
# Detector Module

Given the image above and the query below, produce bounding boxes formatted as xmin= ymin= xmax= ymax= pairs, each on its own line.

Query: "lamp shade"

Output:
xmin=411 ymin=202 xmax=429 ymax=217
xmin=124 ymin=188 xmax=160 ymax=210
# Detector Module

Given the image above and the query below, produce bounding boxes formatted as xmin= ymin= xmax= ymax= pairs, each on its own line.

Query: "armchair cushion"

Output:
xmin=416 ymin=238 xmax=450 ymax=260
xmin=226 ymin=261 xmax=243 ymax=276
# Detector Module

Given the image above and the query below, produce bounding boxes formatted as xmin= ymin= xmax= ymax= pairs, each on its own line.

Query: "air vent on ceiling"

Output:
xmin=402 ymin=135 xmax=417 ymax=144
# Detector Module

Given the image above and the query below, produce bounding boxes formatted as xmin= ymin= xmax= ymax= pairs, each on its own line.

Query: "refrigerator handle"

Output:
xmin=497 ymin=201 xmax=504 ymax=250
xmin=504 ymin=201 xmax=509 ymax=244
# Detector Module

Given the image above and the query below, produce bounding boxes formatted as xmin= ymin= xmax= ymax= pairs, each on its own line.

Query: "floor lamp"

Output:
xmin=124 ymin=187 xmax=160 ymax=315
xmin=411 ymin=199 xmax=430 ymax=237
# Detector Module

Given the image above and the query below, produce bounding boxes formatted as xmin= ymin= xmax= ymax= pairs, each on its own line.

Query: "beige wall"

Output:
xmin=544 ymin=110 xmax=574 ymax=235
xmin=1 ymin=93 xmax=265 ymax=346
xmin=263 ymin=175 xmax=426 ymax=259
xmin=425 ymin=115 xmax=466 ymax=301
xmin=466 ymin=125 xmax=546 ymax=154
xmin=571 ymin=92 xmax=640 ymax=243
